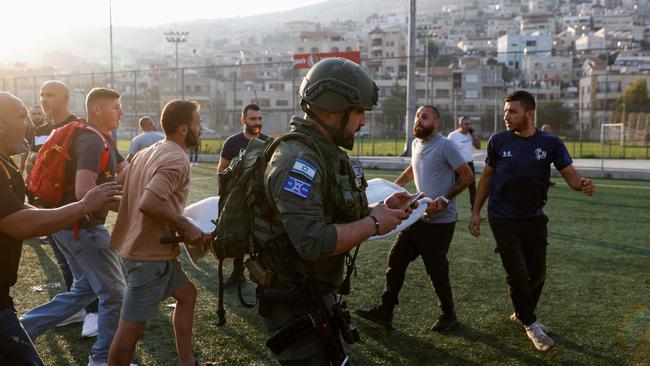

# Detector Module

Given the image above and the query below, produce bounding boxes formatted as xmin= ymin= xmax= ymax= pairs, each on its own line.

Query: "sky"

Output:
xmin=0 ymin=0 xmax=327 ymax=63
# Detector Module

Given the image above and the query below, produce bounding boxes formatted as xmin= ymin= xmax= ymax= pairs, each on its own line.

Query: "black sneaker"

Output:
xmin=431 ymin=312 xmax=459 ymax=332
xmin=356 ymin=305 xmax=393 ymax=329
xmin=223 ymin=273 xmax=246 ymax=288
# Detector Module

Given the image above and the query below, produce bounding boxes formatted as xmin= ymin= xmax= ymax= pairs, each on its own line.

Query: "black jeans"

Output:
xmin=47 ymin=235 xmax=99 ymax=314
xmin=456 ymin=161 xmax=476 ymax=209
xmin=0 ymin=307 xmax=44 ymax=366
xmin=489 ymin=215 xmax=548 ymax=326
xmin=381 ymin=220 xmax=456 ymax=315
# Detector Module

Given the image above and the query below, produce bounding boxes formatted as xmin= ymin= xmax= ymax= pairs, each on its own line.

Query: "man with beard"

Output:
xmin=469 ymin=91 xmax=595 ymax=352
xmin=217 ymin=103 xmax=267 ymax=287
xmin=357 ymin=105 xmax=472 ymax=332
xmin=108 ymin=100 xmax=215 ymax=366
xmin=19 ymin=104 xmax=46 ymax=176
xmin=20 ymin=88 xmax=128 ymax=366
xmin=33 ymin=81 xmax=102 ymax=336
xmin=256 ymin=58 xmax=412 ymax=365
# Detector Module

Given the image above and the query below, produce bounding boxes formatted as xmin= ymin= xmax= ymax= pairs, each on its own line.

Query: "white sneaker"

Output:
xmin=509 ymin=312 xmax=550 ymax=334
xmin=525 ymin=321 xmax=555 ymax=352
xmin=56 ymin=309 xmax=86 ymax=327
xmin=87 ymin=355 xmax=138 ymax=366
xmin=81 ymin=312 xmax=98 ymax=338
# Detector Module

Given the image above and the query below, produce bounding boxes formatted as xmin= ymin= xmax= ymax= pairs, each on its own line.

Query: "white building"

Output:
xmin=522 ymin=55 xmax=574 ymax=83
xmin=497 ymin=34 xmax=553 ymax=70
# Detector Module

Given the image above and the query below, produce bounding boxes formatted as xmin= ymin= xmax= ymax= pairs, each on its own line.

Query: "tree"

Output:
xmin=380 ymin=81 xmax=406 ymax=137
xmin=614 ymin=78 xmax=650 ymax=113
xmin=536 ymin=101 xmax=573 ymax=131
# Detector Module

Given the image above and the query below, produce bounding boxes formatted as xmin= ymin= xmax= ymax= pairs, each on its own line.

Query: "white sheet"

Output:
xmin=180 ymin=178 xmax=429 ymax=262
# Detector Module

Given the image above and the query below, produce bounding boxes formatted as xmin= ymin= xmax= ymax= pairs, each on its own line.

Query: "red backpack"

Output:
xmin=27 ymin=119 xmax=110 ymax=207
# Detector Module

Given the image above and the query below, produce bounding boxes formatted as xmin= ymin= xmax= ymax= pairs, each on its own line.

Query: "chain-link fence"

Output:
xmin=3 ymin=57 xmax=649 ymax=159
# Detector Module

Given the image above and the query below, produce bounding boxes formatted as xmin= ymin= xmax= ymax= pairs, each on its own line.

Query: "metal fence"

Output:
xmin=3 ymin=57 xmax=649 ymax=159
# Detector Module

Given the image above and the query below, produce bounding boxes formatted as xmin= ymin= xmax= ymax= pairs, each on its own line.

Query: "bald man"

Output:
xmin=0 ymin=92 xmax=120 ymax=366
xmin=125 ymin=116 xmax=164 ymax=163
xmin=37 ymin=81 xmax=101 ymax=336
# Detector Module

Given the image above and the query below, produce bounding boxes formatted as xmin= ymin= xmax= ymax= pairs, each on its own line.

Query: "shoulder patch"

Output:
xmin=291 ymin=158 xmax=318 ymax=181
xmin=283 ymin=176 xmax=312 ymax=199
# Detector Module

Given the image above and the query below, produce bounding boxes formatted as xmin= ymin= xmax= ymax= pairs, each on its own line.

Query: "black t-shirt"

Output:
xmin=60 ymin=126 xmax=124 ymax=226
xmin=0 ymin=156 xmax=29 ymax=309
xmin=220 ymin=131 xmax=269 ymax=161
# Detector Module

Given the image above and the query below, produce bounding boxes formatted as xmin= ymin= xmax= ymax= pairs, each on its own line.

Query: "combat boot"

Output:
xmin=356 ymin=304 xmax=393 ymax=329
xmin=431 ymin=311 xmax=459 ymax=332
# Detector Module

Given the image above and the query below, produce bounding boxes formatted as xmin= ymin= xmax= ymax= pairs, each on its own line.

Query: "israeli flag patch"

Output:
xmin=291 ymin=159 xmax=318 ymax=181
xmin=283 ymin=176 xmax=312 ymax=199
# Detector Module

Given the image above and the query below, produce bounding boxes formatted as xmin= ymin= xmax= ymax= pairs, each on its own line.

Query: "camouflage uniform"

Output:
xmin=258 ymin=117 xmax=368 ymax=364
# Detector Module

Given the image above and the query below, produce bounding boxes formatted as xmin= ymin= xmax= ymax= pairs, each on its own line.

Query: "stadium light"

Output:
xmin=164 ymin=31 xmax=189 ymax=97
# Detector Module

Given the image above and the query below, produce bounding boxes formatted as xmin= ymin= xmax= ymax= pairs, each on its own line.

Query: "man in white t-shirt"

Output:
xmin=447 ymin=116 xmax=480 ymax=209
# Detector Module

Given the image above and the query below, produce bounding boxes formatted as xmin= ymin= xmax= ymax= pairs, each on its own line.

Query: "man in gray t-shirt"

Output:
xmin=357 ymin=105 xmax=472 ymax=332
xmin=126 ymin=116 xmax=164 ymax=162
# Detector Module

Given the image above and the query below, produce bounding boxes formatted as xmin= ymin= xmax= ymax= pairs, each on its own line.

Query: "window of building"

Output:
xmin=525 ymin=40 xmax=537 ymax=47
xmin=276 ymin=99 xmax=289 ymax=106
xmin=435 ymin=89 xmax=450 ymax=98
xmin=331 ymin=47 xmax=339 ymax=52
xmin=259 ymin=99 xmax=270 ymax=107
xmin=311 ymin=47 xmax=319 ymax=53
xmin=465 ymin=74 xmax=479 ymax=83
xmin=465 ymin=90 xmax=479 ymax=98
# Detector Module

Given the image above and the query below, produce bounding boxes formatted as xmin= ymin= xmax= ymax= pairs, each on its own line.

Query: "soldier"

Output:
xmin=255 ymin=58 xmax=413 ymax=365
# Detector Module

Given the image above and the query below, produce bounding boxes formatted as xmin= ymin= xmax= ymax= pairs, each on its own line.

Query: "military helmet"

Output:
xmin=299 ymin=58 xmax=378 ymax=113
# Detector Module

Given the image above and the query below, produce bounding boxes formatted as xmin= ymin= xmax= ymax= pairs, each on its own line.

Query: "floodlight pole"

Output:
xmin=164 ymin=31 xmax=189 ymax=98
xmin=403 ymin=0 xmax=416 ymax=156
xmin=109 ymin=0 xmax=114 ymax=89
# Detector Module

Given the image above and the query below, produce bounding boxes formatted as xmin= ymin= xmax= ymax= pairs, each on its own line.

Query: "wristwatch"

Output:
xmin=439 ymin=195 xmax=450 ymax=204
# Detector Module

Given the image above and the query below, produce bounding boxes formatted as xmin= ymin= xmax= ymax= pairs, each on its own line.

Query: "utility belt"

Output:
xmin=259 ymin=283 xmax=359 ymax=366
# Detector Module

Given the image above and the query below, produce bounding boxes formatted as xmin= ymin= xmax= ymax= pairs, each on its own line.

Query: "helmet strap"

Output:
xmin=302 ymin=102 xmax=349 ymax=147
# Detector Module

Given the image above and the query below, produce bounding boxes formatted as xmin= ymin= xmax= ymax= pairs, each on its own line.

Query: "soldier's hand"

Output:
xmin=369 ymin=203 xmax=409 ymax=235
xmin=80 ymin=182 xmax=121 ymax=214
xmin=468 ymin=212 xmax=482 ymax=238
xmin=384 ymin=191 xmax=419 ymax=213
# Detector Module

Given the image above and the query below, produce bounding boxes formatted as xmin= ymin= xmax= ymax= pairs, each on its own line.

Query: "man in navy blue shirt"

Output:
xmin=469 ymin=91 xmax=595 ymax=352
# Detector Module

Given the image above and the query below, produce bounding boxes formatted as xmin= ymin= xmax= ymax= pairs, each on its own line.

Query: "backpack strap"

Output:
xmin=0 ymin=156 xmax=15 ymax=190
xmin=79 ymin=124 xmax=111 ymax=172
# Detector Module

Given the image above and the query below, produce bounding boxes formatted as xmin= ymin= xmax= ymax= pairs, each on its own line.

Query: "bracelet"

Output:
xmin=368 ymin=214 xmax=380 ymax=236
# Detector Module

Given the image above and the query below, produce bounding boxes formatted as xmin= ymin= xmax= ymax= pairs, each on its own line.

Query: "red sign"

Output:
xmin=292 ymin=51 xmax=361 ymax=69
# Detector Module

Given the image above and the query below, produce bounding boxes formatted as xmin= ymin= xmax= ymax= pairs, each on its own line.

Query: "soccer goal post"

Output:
xmin=600 ymin=123 xmax=625 ymax=160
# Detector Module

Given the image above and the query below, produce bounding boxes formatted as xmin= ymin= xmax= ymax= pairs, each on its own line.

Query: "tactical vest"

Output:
xmin=256 ymin=139 xmax=369 ymax=291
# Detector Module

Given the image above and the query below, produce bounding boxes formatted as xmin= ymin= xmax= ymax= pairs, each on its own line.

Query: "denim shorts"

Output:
xmin=121 ymin=258 xmax=190 ymax=322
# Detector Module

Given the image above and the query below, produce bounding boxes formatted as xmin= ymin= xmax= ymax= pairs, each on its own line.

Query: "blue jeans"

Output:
xmin=0 ymin=307 xmax=43 ymax=365
xmin=20 ymin=226 xmax=125 ymax=363
xmin=47 ymin=235 xmax=99 ymax=314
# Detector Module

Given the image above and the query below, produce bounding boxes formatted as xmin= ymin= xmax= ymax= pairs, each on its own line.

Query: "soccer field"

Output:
xmin=14 ymin=165 xmax=650 ymax=365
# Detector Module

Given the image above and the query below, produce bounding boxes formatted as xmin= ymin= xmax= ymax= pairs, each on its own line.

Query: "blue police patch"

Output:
xmin=291 ymin=159 xmax=318 ymax=181
xmin=283 ymin=176 xmax=312 ymax=199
